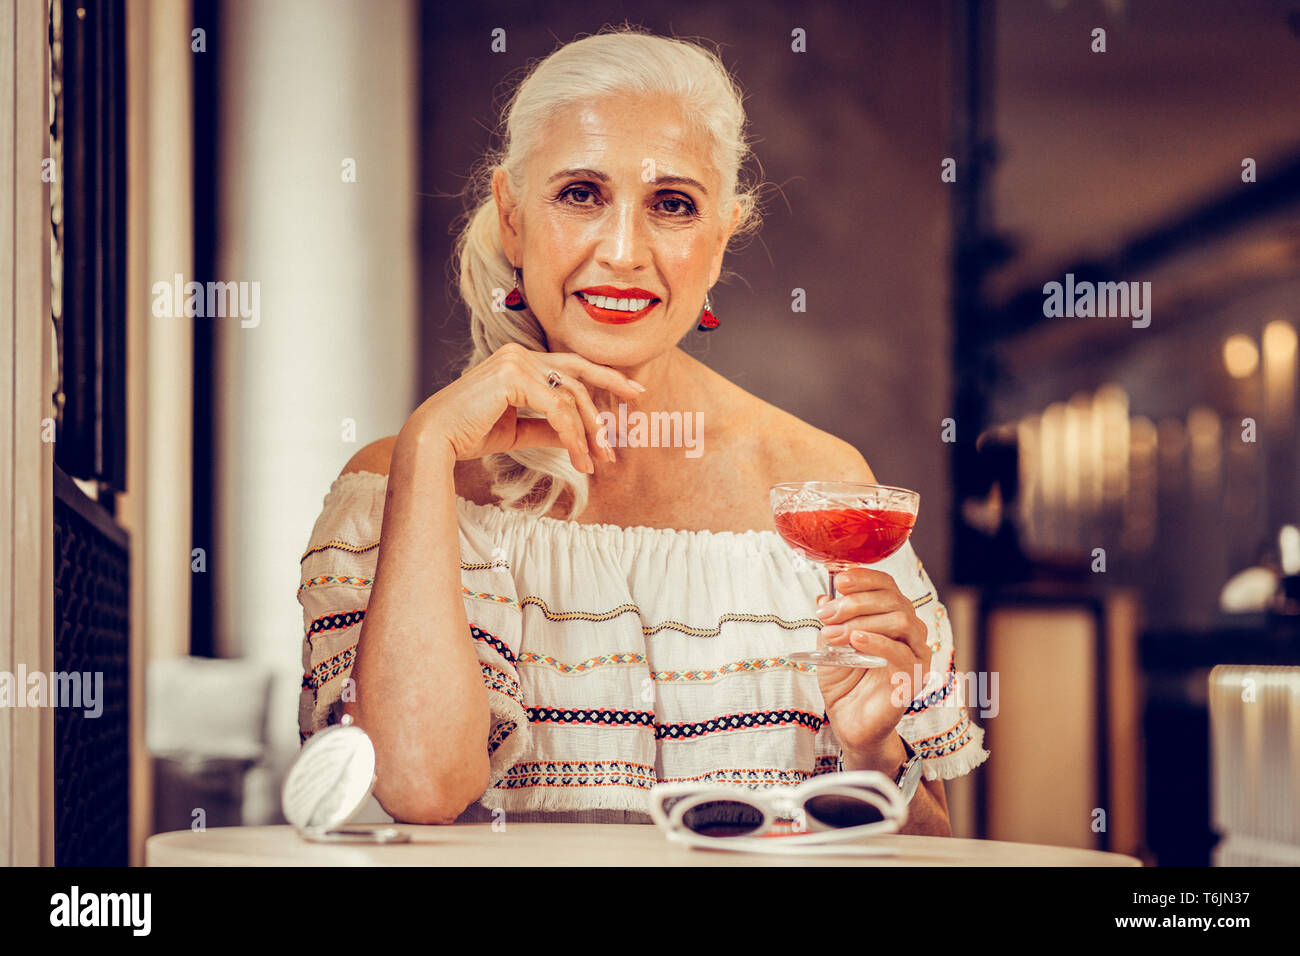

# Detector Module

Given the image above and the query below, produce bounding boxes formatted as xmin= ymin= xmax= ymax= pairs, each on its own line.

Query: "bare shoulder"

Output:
xmin=339 ymin=435 xmax=398 ymax=477
xmin=339 ymin=435 xmax=494 ymax=505
xmin=742 ymin=393 xmax=876 ymax=486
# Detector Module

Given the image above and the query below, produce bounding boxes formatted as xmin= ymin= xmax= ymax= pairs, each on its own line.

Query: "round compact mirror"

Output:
xmin=282 ymin=714 xmax=409 ymax=844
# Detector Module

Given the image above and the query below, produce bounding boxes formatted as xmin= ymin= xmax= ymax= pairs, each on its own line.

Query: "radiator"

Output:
xmin=1208 ymin=665 xmax=1300 ymax=866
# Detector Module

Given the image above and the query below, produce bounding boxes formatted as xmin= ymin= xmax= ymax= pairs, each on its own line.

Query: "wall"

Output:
xmin=212 ymin=0 xmax=418 ymax=813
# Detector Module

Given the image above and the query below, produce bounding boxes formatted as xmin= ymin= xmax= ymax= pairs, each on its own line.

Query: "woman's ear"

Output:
xmin=492 ymin=168 xmax=522 ymax=264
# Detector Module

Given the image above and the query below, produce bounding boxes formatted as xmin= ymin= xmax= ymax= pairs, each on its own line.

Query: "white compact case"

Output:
xmin=281 ymin=714 xmax=409 ymax=844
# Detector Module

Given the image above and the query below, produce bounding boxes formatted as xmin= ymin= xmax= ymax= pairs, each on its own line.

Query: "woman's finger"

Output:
xmin=822 ymin=609 xmax=927 ymax=661
xmin=551 ymin=372 xmax=617 ymax=463
xmin=816 ymin=588 xmax=910 ymax=625
xmin=543 ymin=351 xmax=646 ymax=400
xmin=831 ymin=568 xmax=898 ymax=595
xmin=500 ymin=364 xmax=595 ymax=472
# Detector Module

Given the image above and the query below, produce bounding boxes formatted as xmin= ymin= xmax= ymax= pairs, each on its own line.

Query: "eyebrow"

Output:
xmin=546 ymin=167 xmax=709 ymax=197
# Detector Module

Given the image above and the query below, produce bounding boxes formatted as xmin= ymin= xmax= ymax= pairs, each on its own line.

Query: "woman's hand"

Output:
xmin=813 ymin=568 xmax=934 ymax=762
xmin=404 ymin=342 xmax=645 ymax=470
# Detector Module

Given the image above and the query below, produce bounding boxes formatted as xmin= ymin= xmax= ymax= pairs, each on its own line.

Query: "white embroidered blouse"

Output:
xmin=298 ymin=470 xmax=989 ymax=824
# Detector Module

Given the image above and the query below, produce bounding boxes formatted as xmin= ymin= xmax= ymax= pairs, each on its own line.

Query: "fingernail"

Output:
xmin=815 ymin=604 xmax=834 ymax=620
xmin=628 ymin=379 xmax=647 ymax=392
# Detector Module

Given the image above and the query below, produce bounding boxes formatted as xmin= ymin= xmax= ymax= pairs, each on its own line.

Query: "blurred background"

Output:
xmin=4 ymin=0 xmax=1299 ymax=866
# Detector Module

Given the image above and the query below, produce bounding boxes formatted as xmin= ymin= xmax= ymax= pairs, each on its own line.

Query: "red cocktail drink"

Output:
xmin=773 ymin=506 xmax=916 ymax=568
xmin=770 ymin=481 xmax=921 ymax=669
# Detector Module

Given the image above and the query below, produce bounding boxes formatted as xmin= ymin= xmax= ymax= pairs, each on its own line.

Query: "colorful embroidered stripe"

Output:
xmin=481 ymin=663 xmax=523 ymax=707
xmin=300 ymin=539 xmax=379 ymax=563
xmin=517 ymin=650 xmax=647 ymax=674
xmin=526 ymin=707 xmax=656 ymax=727
xmin=471 ymin=626 xmax=517 ymax=665
xmin=660 ymin=757 xmax=842 ymax=788
xmin=461 ymin=558 xmax=511 ymax=572
xmin=912 ymin=708 xmax=977 ymax=758
xmin=302 ymin=645 xmax=356 ymax=692
xmin=461 ymin=585 xmax=521 ymax=609
xmin=904 ymin=650 xmax=957 ymax=714
xmin=308 ymin=608 xmax=366 ymax=638
xmin=515 ymin=594 xmax=821 ymax=637
xmin=512 ymin=652 xmax=819 ymax=680
xmin=656 ymin=709 xmax=825 ymax=740
xmin=651 ymin=656 xmax=817 ymax=682
xmin=642 ymin=611 xmax=821 ymax=638
xmin=494 ymin=760 xmax=658 ymax=791
xmin=299 ymin=574 xmax=374 ymax=595
xmin=488 ymin=721 xmax=518 ymax=756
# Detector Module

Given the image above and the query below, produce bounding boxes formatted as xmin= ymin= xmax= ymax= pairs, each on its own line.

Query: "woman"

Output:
xmin=298 ymin=28 xmax=988 ymax=834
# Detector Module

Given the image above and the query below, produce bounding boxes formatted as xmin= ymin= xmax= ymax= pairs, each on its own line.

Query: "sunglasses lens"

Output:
xmin=681 ymin=800 xmax=765 ymax=837
xmin=804 ymin=793 xmax=885 ymax=828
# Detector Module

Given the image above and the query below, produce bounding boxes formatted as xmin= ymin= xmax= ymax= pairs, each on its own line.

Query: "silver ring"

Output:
xmin=546 ymin=369 xmax=563 ymax=389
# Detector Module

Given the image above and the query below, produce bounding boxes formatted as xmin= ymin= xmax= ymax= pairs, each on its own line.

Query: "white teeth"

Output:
xmin=579 ymin=292 xmax=653 ymax=312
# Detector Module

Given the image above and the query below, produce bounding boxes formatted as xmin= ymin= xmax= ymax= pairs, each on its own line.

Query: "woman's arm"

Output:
xmin=341 ymin=429 xmax=492 ymax=825
xmin=843 ymin=732 xmax=951 ymax=837
xmin=341 ymin=345 xmax=643 ymax=824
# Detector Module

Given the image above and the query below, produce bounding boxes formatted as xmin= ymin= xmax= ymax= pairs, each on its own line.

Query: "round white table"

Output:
xmin=147 ymin=824 xmax=1143 ymax=866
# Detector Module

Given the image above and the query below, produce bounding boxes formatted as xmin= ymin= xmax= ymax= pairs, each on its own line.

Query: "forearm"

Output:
xmin=842 ymin=732 xmax=951 ymax=837
xmin=345 ymin=428 xmax=490 ymax=822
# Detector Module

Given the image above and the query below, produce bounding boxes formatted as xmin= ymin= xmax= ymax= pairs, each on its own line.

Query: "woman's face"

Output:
xmin=494 ymin=93 xmax=739 ymax=370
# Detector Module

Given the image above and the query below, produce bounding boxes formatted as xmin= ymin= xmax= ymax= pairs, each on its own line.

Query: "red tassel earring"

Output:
xmin=504 ymin=267 xmax=527 ymax=311
xmin=696 ymin=290 xmax=718 ymax=331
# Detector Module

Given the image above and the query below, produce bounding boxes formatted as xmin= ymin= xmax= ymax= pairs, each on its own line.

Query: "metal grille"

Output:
xmin=53 ymin=471 xmax=130 ymax=866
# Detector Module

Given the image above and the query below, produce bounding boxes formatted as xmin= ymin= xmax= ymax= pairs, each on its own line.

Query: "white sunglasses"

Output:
xmin=649 ymin=771 xmax=907 ymax=855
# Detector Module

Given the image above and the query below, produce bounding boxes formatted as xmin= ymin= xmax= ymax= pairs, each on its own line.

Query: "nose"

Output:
xmin=594 ymin=198 xmax=650 ymax=274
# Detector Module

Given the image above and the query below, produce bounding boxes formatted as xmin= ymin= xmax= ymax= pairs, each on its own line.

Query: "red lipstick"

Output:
xmin=579 ymin=285 xmax=659 ymax=298
xmin=574 ymin=285 xmax=662 ymax=325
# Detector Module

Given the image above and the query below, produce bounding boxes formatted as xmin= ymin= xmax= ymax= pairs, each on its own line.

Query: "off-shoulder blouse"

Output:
xmin=297 ymin=471 xmax=989 ymax=824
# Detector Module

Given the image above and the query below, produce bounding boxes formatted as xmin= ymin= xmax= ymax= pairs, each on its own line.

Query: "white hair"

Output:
xmin=452 ymin=24 xmax=763 ymax=517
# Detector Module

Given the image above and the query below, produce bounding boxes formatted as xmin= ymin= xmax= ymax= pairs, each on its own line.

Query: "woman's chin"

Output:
xmin=547 ymin=322 xmax=663 ymax=368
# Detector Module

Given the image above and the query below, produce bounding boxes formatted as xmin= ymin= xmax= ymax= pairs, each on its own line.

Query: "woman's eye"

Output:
xmin=560 ymin=186 xmax=598 ymax=205
xmin=659 ymin=196 xmax=697 ymax=217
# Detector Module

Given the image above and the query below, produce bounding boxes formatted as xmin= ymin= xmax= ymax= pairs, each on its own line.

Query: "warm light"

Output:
xmin=1187 ymin=406 xmax=1222 ymax=499
xmin=1222 ymin=334 xmax=1259 ymax=378
xmin=1095 ymin=383 xmax=1129 ymax=504
xmin=1263 ymin=318 xmax=1297 ymax=432
xmin=1263 ymin=319 xmax=1298 ymax=362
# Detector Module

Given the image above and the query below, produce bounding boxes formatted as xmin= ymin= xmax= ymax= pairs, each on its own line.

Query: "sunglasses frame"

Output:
xmin=649 ymin=770 xmax=907 ymax=848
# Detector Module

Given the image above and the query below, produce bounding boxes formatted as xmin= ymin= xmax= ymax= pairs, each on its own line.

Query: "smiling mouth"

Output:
xmin=574 ymin=290 xmax=661 ymax=324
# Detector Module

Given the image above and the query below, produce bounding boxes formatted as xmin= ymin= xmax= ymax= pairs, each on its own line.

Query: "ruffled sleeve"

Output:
xmin=892 ymin=541 xmax=991 ymax=781
xmin=296 ymin=471 xmax=531 ymax=787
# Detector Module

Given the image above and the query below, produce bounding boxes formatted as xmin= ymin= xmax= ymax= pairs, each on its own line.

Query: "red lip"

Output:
xmin=578 ymin=285 xmax=660 ymax=298
xmin=575 ymin=293 xmax=658 ymax=324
